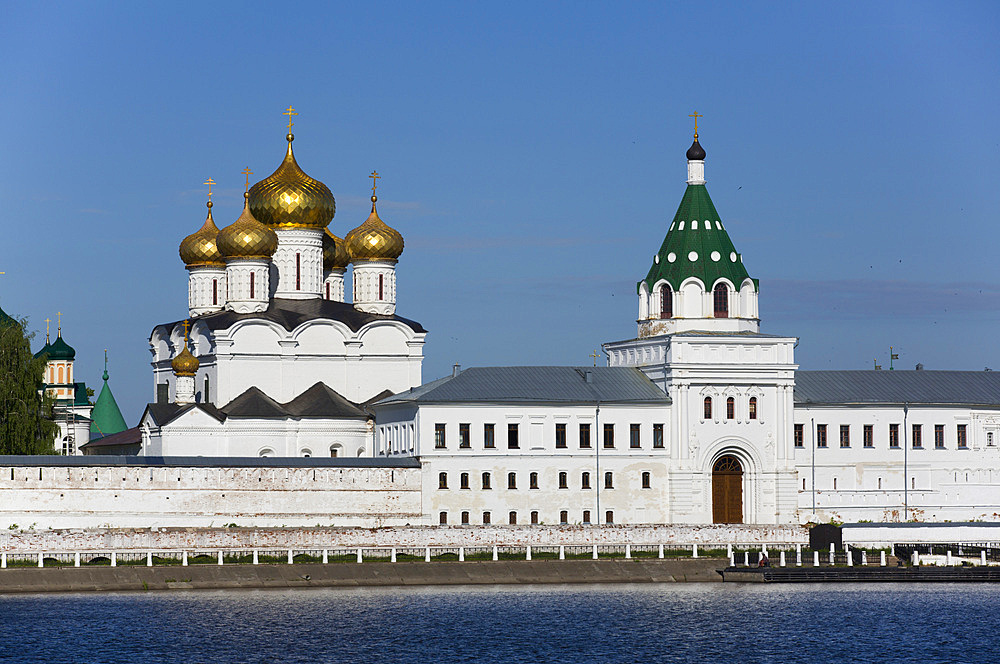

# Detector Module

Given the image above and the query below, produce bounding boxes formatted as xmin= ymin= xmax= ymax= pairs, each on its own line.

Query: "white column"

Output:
xmin=779 ymin=551 xmax=786 ymax=567
xmin=526 ymin=545 xmax=532 ymax=561
xmin=881 ymin=551 xmax=887 ymax=567
xmin=288 ymin=549 xmax=294 ymax=565
xmin=146 ymin=552 xmax=152 ymax=567
xmin=426 ymin=547 xmax=431 ymax=562
xmin=273 ymin=228 xmax=323 ymax=299
xmin=659 ymin=544 xmax=665 ymax=559
xmin=322 ymin=549 xmax=329 ymax=564
xmin=458 ymin=547 xmax=464 ymax=562
xmin=175 ymin=374 xmax=196 ymax=405
xmin=37 ymin=553 xmax=43 ymax=568
xmin=692 ymin=544 xmax=698 ymax=559
xmin=559 ymin=545 xmax=565 ymax=560
xmin=392 ymin=548 xmax=398 ymax=563
xmin=593 ymin=544 xmax=599 ymax=560
xmin=182 ymin=551 xmax=188 ymax=566
xmin=75 ymin=552 xmax=81 ymax=567
xmin=218 ymin=551 xmax=224 ymax=566
xmin=492 ymin=545 xmax=498 ymax=561
xmin=813 ymin=551 xmax=820 ymax=567
xmin=795 ymin=544 xmax=802 ymax=567
xmin=356 ymin=548 xmax=363 ymax=564
xmin=110 ymin=552 xmax=116 ymax=567
xmin=352 ymin=261 xmax=397 ymax=315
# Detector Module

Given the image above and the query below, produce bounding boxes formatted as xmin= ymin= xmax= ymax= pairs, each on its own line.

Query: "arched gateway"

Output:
xmin=712 ymin=455 xmax=744 ymax=524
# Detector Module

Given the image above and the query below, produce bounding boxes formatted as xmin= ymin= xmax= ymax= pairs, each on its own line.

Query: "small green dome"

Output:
xmin=42 ymin=336 xmax=76 ymax=361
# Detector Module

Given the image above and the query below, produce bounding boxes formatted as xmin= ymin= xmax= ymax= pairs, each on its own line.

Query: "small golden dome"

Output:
xmin=179 ymin=202 xmax=224 ymax=267
xmin=218 ymin=194 xmax=279 ymax=259
xmin=248 ymin=134 xmax=336 ymax=229
xmin=323 ymin=229 xmax=350 ymax=270
xmin=345 ymin=196 xmax=404 ymax=263
xmin=171 ymin=345 xmax=199 ymax=376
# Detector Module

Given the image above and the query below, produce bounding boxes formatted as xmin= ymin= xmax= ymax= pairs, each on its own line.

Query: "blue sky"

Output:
xmin=1 ymin=1 xmax=998 ymax=422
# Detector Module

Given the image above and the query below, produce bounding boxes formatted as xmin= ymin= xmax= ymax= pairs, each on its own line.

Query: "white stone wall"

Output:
xmin=187 ymin=266 xmax=226 ymax=317
xmin=352 ymin=261 xmax=397 ymax=315
xmin=323 ymin=269 xmax=346 ymax=302
xmin=224 ymin=258 xmax=270 ymax=314
xmin=272 ymin=228 xmax=323 ymax=299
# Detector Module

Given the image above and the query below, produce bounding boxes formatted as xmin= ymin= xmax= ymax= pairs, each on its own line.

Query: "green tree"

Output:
xmin=0 ymin=316 xmax=58 ymax=454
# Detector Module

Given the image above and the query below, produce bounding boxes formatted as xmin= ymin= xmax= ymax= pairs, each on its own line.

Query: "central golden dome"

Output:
xmin=323 ymin=229 xmax=350 ymax=270
xmin=218 ymin=194 xmax=279 ymax=259
xmin=345 ymin=196 xmax=404 ymax=263
xmin=248 ymin=134 xmax=336 ymax=229
xmin=179 ymin=202 xmax=224 ymax=267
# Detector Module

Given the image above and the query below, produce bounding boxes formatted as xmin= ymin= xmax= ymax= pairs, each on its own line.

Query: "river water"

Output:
xmin=0 ymin=583 xmax=994 ymax=663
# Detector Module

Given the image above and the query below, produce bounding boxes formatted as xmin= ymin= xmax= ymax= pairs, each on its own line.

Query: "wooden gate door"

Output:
xmin=712 ymin=455 xmax=744 ymax=524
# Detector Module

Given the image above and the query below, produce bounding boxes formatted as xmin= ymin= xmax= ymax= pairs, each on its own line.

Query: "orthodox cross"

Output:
xmin=44 ymin=318 xmax=51 ymax=343
xmin=589 ymin=350 xmax=600 ymax=367
xmin=57 ymin=311 xmax=62 ymax=336
xmin=182 ymin=319 xmax=190 ymax=343
xmin=689 ymin=111 xmax=703 ymax=137
xmin=283 ymin=106 xmax=298 ymax=132
xmin=369 ymin=170 xmax=380 ymax=196
xmin=242 ymin=167 xmax=253 ymax=193
xmin=203 ymin=178 xmax=216 ymax=201
xmin=104 ymin=349 xmax=108 ymax=371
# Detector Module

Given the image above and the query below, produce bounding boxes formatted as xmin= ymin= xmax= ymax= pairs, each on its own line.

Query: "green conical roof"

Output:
xmin=641 ymin=183 xmax=754 ymax=293
xmin=90 ymin=368 xmax=127 ymax=437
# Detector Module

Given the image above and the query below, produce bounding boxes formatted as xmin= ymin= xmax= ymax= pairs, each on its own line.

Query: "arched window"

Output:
xmin=726 ymin=397 xmax=735 ymax=420
xmin=507 ymin=472 xmax=517 ymax=489
xmin=249 ymin=271 xmax=255 ymax=299
xmin=660 ymin=284 xmax=672 ymax=318
xmin=714 ymin=283 xmax=729 ymax=318
xmin=749 ymin=397 xmax=758 ymax=420
xmin=378 ymin=274 xmax=384 ymax=300
xmin=258 ymin=448 xmax=274 ymax=457
xmin=325 ymin=282 xmax=330 ymax=300
xmin=295 ymin=253 xmax=301 ymax=290
xmin=438 ymin=472 xmax=448 ymax=489
xmin=212 ymin=279 xmax=218 ymax=305
xmin=704 ymin=397 xmax=712 ymax=419
xmin=508 ymin=511 xmax=517 ymax=525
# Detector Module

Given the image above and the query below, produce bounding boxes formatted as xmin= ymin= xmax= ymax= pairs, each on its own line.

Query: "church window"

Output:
xmin=529 ymin=472 xmax=539 ymax=489
xmin=329 ymin=445 xmax=340 ymax=457
xmin=833 ymin=478 xmax=837 ymax=490
xmin=434 ymin=424 xmax=446 ymax=449
xmin=878 ymin=478 xmax=882 ymax=490
xmin=912 ymin=424 xmax=922 ymax=448
xmin=579 ymin=423 xmax=591 ymax=448
xmin=439 ymin=511 xmax=448 ymax=525
xmin=459 ymin=423 xmax=471 ymax=448
xmin=605 ymin=511 xmax=614 ymax=524
xmin=484 ymin=423 xmax=495 ymax=448
xmin=460 ymin=472 xmax=470 ymax=489
xmin=483 ymin=511 xmax=491 ymax=525
xmin=630 ymin=424 xmax=641 ymax=448
xmin=958 ymin=425 xmax=968 ymax=449
xmin=438 ymin=472 xmax=448 ymax=489
xmin=794 ymin=424 xmax=804 ymax=447
xmin=989 ymin=432 xmax=994 ymax=447
xmin=583 ymin=510 xmax=591 ymax=524
xmin=935 ymin=425 xmax=945 ymax=449
xmin=296 ymin=253 xmax=301 ymax=290
xmin=461 ymin=511 xmax=470 ymax=525
xmin=603 ymin=423 xmax=615 ymax=449
xmin=530 ymin=511 xmax=539 ymax=525
xmin=559 ymin=472 xmax=568 ymax=489
xmin=507 ymin=472 xmax=517 ymax=489
xmin=250 ymin=272 xmax=255 ymax=299
xmin=726 ymin=397 xmax=735 ymax=420
xmin=863 ymin=425 xmax=874 ymax=448
xmin=653 ymin=424 xmax=664 ymax=448
xmin=325 ymin=282 xmax=330 ymax=300
xmin=301 ymin=449 xmax=311 ymax=457
xmin=889 ymin=424 xmax=900 ymax=448
xmin=482 ymin=472 xmax=492 ymax=489
xmin=509 ymin=511 xmax=517 ymax=525
xmin=560 ymin=510 xmax=568 ymax=525
xmin=816 ymin=424 xmax=828 ymax=448
xmin=641 ymin=471 xmax=651 ymax=489
xmin=204 ymin=375 xmax=210 ymax=404
xmin=57 ymin=366 xmax=64 ymax=384
xmin=749 ymin=397 xmax=758 ymax=420
xmin=714 ymin=284 xmax=729 ymax=318
xmin=212 ymin=279 xmax=218 ymax=305
xmin=508 ymin=424 xmax=520 ymax=449
xmin=840 ymin=425 xmax=850 ymax=448
xmin=704 ymin=397 xmax=712 ymax=419
xmin=660 ymin=285 xmax=672 ymax=318
xmin=581 ymin=472 xmax=591 ymax=489
xmin=378 ymin=274 xmax=384 ymax=300
xmin=555 ymin=423 xmax=567 ymax=448
xmin=604 ymin=471 xmax=614 ymax=489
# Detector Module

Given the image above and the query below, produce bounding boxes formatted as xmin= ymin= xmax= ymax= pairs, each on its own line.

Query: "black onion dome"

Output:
xmin=686 ymin=138 xmax=706 ymax=161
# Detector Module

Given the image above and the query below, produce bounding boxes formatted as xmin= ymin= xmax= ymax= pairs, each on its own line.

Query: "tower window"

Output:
xmin=250 ymin=272 xmax=255 ymax=299
xmin=326 ymin=282 xmax=330 ymax=300
xmin=713 ymin=283 xmax=729 ymax=318
xmin=212 ymin=279 xmax=218 ymax=305
xmin=749 ymin=397 xmax=757 ymax=420
xmin=726 ymin=397 xmax=735 ymax=420
xmin=660 ymin=284 xmax=672 ymax=318
xmin=379 ymin=273 xmax=384 ymax=300
xmin=704 ymin=397 xmax=712 ymax=420
xmin=295 ymin=253 xmax=301 ymax=290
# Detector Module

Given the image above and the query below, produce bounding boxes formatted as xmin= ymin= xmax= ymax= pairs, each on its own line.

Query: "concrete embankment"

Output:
xmin=0 ymin=559 xmax=722 ymax=594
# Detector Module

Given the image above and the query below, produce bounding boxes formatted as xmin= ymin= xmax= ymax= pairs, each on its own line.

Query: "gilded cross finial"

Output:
xmin=44 ymin=318 xmax=51 ymax=344
xmin=182 ymin=319 xmax=190 ymax=343
xmin=283 ymin=106 xmax=298 ymax=133
xmin=369 ymin=170 xmax=381 ymax=197
xmin=104 ymin=349 xmax=108 ymax=371
xmin=203 ymin=178 xmax=216 ymax=201
xmin=242 ymin=167 xmax=253 ymax=193
xmin=57 ymin=312 xmax=62 ymax=337
xmin=590 ymin=349 xmax=600 ymax=367
xmin=689 ymin=111 xmax=703 ymax=138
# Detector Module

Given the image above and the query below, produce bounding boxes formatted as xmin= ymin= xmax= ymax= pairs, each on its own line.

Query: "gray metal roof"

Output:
xmin=795 ymin=371 xmax=1000 ymax=406
xmin=0 ymin=455 xmax=420 ymax=468
xmin=377 ymin=367 xmax=670 ymax=405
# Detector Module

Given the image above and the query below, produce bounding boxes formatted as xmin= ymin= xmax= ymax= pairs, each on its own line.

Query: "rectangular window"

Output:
xmin=605 ymin=510 xmax=614 ymax=524
xmin=579 ymin=423 xmax=591 ymax=448
xmin=816 ymin=424 xmax=827 ymax=448
xmin=935 ymin=424 xmax=945 ymax=449
xmin=530 ymin=511 xmax=539 ymax=525
xmin=581 ymin=472 xmax=591 ymax=489
xmin=459 ymin=423 xmax=470 ymax=448
xmin=559 ymin=510 xmax=568 ymax=525
xmin=794 ymin=424 xmax=804 ymax=448
xmin=482 ymin=472 xmax=491 ymax=489
xmin=529 ymin=472 xmax=539 ymax=489
xmin=558 ymin=471 xmax=568 ymax=489
xmin=583 ymin=510 xmax=591 ymax=524
xmin=507 ymin=472 xmax=517 ymax=489
xmin=434 ymin=424 xmax=446 ymax=449
xmin=483 ymin=511 xmax=491 ymax=525
xmin=912 ymin=424 xmax=922 ymax=449
xmin=641 ymin=471 xmax=651 ymax=489
xmin=461 ymin=511 xmax=469 ymax=525
xmin=958 ymin=424 xmax=968 ymax=449
xmin=840 ymin=425 xmax=850 ymax=448
xmin=460 ymin=472 xmax=469 ymax=489
xmin=889 ymin=424 xmax=900 ymax=448
xmin=630 ymin=424 xmax=641 ymax=449
xmin=653 ymin=424 xmax=664 ymax=449
xmin=603 ymin=423 xmax=615 ymax=449
xmin=863 ymin=425 xmax=873 ymax=448
xmin=484 ymin=424 xmax=495 ymax=448
xmin=250 ymin=271 xmax=255 ymax=299
xmin=508 ymin=511 xmax=517 ymax=525
xmin=604 ymin=471 xmax=614 ymax=489
xmin=439 ymin=511 xmax=447 ymax=525
xmin=295 ymin=253 xmax=301 ymax=290
xmin=555 ymin=423 xmax=567 ymax=449
xmin=438 ymin=472 xmax=448 ymax=489
xmin=508 ymin=423 xmax=519 ymax=449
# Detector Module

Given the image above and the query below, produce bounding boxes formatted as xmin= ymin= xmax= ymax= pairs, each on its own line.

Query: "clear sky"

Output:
xmin=1 ymin=1 xmax=998 ymax=423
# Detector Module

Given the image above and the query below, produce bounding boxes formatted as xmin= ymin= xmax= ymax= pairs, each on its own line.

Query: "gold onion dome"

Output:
xmin=179 ymin=201 xmax=224 ymax=266
xmin=323 ymin=229 xmax=350 ymax=270
xmin=171 ymin=345 xmax=199 ymax=376
xmin=345 ymin=196 xmax=404 ymax=263
xmin=217 ymin=193 xmax=279 ymax=259
xmin=248 ymin=134 xmax=336 ymax=229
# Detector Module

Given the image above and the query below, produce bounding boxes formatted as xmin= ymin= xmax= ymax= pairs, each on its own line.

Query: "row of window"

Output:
xmin=439 ymin=510 xmax=617 ymax=525
xmin=794 ymin=423 xmax=971 ymax=449
xmin=704 ymin=396 xmax=757 ymax=420
xmin=658 ymin=283 xmax=730 ymax=319
xmin=438 ymin=470 xmax=652 ymax=490
xmin=434 ymin=423 xmax=666 ymax=450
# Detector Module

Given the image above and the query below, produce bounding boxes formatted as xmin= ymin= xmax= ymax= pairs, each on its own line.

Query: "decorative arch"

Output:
xmin=713 ymin=282 xmax=730 ymax=318
xmin=702 ymin=439 xmax=762 ymax=524
xmin=659 ymin=283 xmax=673 ymax=319
xmin=258 ymin=447 xmax=275 ymax=457
xmin=678 ymin=276 xmax=707 ymax=318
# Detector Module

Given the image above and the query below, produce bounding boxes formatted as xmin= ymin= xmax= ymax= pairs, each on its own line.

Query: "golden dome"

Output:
xmin=217 ymin=194 xmax=279 ymax=259
xmin=323 ymin=229 xmax=350 ymax=270
xmin=179 ymin=202 xmax=224 ymax=267
xmin=171 ymin=345 xmax=199 ymax=376
xmin=345 ymin=196 xmax=404 ymax=263
xmin=248 ymin=134 xmax=336 ymax=229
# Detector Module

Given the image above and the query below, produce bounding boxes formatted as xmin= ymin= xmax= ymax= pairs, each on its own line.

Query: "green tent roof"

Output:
xmin=90 ymin=370 xmax=127 ymax=436
xmin=641 ymin=183 xmax=754 ymax=293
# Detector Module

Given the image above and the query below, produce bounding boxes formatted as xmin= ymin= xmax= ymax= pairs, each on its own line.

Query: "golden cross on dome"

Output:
xmin=242 ymin=167 xmax=253 ymax=193
xmin=182 ymin=319 xmax=190 ymax=342
xmin=203 ymin=178 xmax=216 ymax=201
xmin=283 ymin=106 xmax=298 ymax=132
xmin=369 ymin=170 xmax=381 ymax=196
xmin=590 ymin=349 xmax=600 ymax=367
xmin=57 ymin=312 xmax=62 ymax=336
xmin=44 ymin=318 xmax=51 ymax=343
xmin=689 ymin=111 xmax=703 ymax=137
